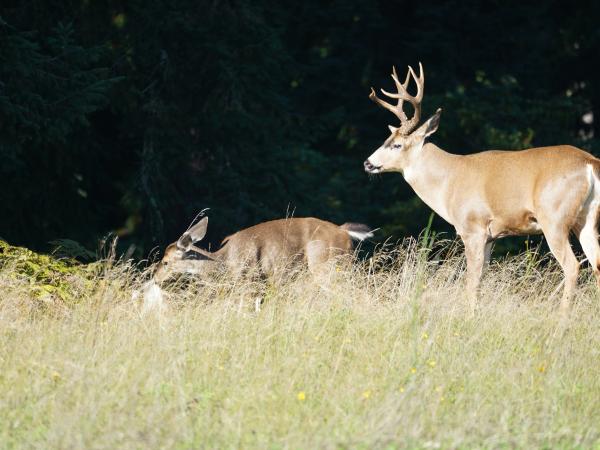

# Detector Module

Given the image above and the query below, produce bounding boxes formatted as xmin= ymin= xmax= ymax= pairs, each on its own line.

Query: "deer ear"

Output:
xmin=418 ymin=108 xmax=442 ymax=138
xmin=188 ymin=217 xmax=208 ymax=242
xmin=176 ymin=217 xmax=208 ymax=251
xmin=176 ymin=233 xmax=192 ymax=251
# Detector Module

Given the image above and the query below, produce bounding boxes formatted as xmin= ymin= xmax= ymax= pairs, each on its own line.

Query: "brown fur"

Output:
xmin=213 ymin=218 xmax=354 ymax=277
xmin=153 ymin=217 xmax=369 ymax=283
xmin=365 ymin=64 xmax=600 ymax=309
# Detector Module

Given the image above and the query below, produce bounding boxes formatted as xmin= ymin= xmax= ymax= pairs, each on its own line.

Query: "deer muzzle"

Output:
xmin=364 ymin=159 xmax=381 ymax=173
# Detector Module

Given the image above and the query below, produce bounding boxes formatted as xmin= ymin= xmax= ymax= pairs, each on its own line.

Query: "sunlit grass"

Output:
xmin=1 ymin=239 xmax=599 ymax=449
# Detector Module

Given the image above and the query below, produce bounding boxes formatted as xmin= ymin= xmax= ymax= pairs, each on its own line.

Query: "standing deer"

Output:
xmin=143 ymin=216 xmax=373 ymax=310
xmin=363 ymin=63 xmax=600 ymax=309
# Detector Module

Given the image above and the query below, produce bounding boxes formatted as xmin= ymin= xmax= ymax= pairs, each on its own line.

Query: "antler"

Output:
xmin=369 ymin=62 xmax=425 ymax=135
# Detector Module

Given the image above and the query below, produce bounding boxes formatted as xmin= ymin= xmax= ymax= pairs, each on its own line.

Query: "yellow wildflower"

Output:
xmin=297 ymin=391 xmax=306 ymax=401
xmin=428 ymin=360 xmax=436 ymax=368
xmin=362 ymin=390 xmax=371 ymax=399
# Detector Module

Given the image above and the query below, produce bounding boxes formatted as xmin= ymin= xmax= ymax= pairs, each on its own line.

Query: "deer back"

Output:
xmin=215 ymin=217 xmax=354 ymax=276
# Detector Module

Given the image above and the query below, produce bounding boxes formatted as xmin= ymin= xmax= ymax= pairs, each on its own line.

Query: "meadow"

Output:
xmin=1 ymin=238 xmax=599 ymax=449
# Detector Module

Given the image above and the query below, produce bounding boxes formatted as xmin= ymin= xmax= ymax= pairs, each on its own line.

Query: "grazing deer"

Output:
xmin=363 ymin=63 xmax=600 ymax=309
xmin=144 ymin=216 xmax=373 ymax=310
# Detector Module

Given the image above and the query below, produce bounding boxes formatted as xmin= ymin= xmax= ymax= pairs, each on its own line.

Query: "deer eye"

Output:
xmin=392 ymin=143 xmax=402 ymax=149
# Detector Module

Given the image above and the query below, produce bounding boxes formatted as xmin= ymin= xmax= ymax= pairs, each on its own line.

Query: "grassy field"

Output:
xmin=1 ymin=238 xmax=600 ymax=449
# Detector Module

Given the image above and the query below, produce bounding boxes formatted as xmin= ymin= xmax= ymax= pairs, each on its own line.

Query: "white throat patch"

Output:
xmin=141 ymin=280 xmax=165 ymax=312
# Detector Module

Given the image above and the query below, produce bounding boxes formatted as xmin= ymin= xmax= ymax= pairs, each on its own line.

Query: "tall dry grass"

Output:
xmin=1 ymin=238 xmax=599 ymax=449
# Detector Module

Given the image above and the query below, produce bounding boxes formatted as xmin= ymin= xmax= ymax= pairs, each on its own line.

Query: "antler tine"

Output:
xmin=390 ymin=66 xmax=411 ymax=117
xmin=369 ymin=66 xmax=411 ymax=123
xmin=369 ymin=86 xmax=407 ymax=123
xmin=381 ymin=66 xmax=410 ymax=100
xmin=381 ymin=64 xmax=423 ymax=101
xmin=369 ymin=63 xmax=426 ymax=134
xmin=408 ymin=62 xmax=424 ymax=102
xmin=390 ymin=66 xmax=411 ymax=92
xmin=398 ymin=62 xmax=424 ymax=133
xmin=379 ymin=62 xmax=425 ymax=134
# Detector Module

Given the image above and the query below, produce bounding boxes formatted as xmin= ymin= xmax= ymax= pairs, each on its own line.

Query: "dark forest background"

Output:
xmin=1 ymin=0 xmax=598 ymax=258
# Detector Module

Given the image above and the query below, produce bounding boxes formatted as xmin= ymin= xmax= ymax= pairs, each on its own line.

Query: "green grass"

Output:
xmin=1 ymin=239 xmax=599 ymax=449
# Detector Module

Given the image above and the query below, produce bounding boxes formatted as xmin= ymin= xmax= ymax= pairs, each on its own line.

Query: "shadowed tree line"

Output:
xmin=1 ymin=0 xmax=598 ymax=258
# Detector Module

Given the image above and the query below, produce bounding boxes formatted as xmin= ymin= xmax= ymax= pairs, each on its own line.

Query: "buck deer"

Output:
xmin=143 ymin=216 xmax=373 ymax=310
xmin=363 ymin=63 xmax=600 ymax=309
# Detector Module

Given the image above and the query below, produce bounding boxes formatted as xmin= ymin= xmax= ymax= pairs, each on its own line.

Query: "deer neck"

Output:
xmin=188 ymin=245 xmax=220 ymax=261
xmin=401 ymin=142 xmax=459 ymax=224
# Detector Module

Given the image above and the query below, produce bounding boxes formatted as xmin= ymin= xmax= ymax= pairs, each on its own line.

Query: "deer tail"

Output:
xmin=340 ymin=222 xmax=374 ymax=241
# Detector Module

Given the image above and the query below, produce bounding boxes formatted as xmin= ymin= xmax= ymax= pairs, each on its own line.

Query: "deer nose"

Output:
xmin=364 ymin=159 xmax=378 ymax=172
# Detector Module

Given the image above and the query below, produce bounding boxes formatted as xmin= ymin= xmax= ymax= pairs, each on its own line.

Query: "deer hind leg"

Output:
xmin=539 ymin=222 xmax=579 ymax=310
xmin=306 ymin=240 xmax=336 ymax=290
xmin=576 ymin=194 xmax=600 ymax=290
xmin=306 ymin=240 xmax=328 ymax=270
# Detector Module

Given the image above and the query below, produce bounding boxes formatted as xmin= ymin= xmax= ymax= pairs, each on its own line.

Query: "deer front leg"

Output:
xmin=484 ymin=241 xmax=493 ymax=266
xmin=462 ymin=233 xmax=489 ymax=305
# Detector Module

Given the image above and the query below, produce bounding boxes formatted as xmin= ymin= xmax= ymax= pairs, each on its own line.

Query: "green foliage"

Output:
xmin=0 ymin=0 xmax=598 ymax=256
xmin=0 ymin=16 xmax=121 ymax=247
xmin=0 ymin=21 xmax=113 ymax=147
xmin=0 ymin=239 xmax=98 ymax=305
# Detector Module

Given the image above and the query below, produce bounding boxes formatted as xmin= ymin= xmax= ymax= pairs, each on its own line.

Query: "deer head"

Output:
xmin=152 ymin=217 xmax=216 ymax=283
xmin=364 ymin=63 xmax=441 ymax=174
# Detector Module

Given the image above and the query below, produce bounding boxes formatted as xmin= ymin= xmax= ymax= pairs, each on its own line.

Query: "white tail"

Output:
xmin=364 ymin=62 xmax=600 ymax=309
xmin=341 ymin=223 xmax=375 ymax=241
